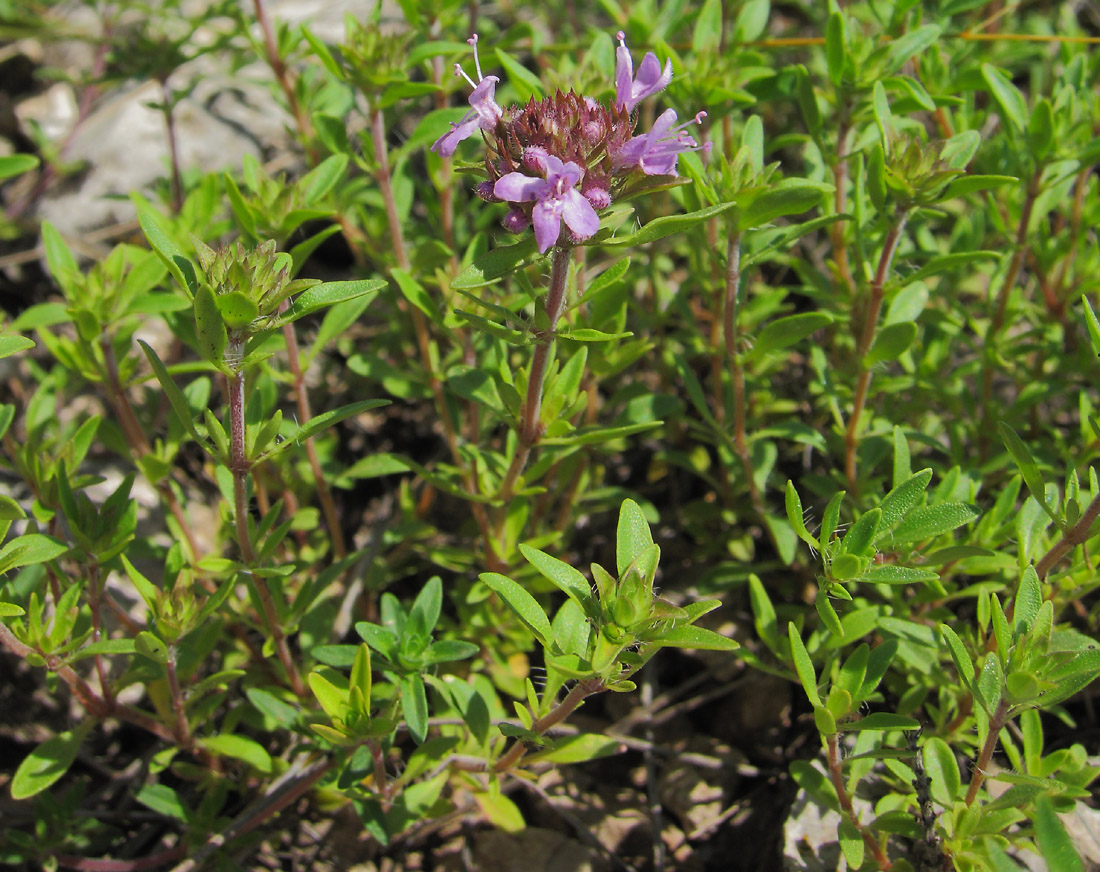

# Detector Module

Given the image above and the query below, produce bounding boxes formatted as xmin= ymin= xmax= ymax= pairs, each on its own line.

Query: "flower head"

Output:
xmin=615 ymin=32 xmax=673 ymax=112
xmin=495 ymin=154 xmax=599 ymax=252
xmin=431 ymin=35 xmax=503 ymax=157
xmin=436 ymin=31 xmax=707 ymax=252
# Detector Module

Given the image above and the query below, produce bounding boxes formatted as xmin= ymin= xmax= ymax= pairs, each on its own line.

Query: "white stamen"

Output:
xmin=454 ymin=62 xmax=476 ymax=89
xmin=616 ymin=30 xmax=626 ymax=46
xmin=468 ymin=33 xmax=484 ymax=81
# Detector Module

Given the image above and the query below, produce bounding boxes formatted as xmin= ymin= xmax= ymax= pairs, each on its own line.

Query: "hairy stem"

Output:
xmin=165 ymin=650 xmax=191 ymax=747
xmin=228 ymin=358 xmax=305 ymax=697
xmin=964 ymin=697 xmax=1011 ymax=805
xmin=159 ymin=78 xmax=183 ymax=214
xmin=831 ymin=122 xmax=855 ymax=296
xmin=251 ymin=0 xmax=316 ymax=157
xmin=494 ymin=677 xmax=604 ymax=773
xmin=1035 ymin=489 xmax=1100 ymax=580
xmin=497 ymin=246 xmax=573 ymax=507
xmin=280 ymin=311 xmax=346 ymax=558
xmin=844 ymin=212 xmax=909 ymax=490
xmin=826 ymin=732 xmax=893 ymax=870
xmin=979 ymin=168 xmax=1042 ymax=452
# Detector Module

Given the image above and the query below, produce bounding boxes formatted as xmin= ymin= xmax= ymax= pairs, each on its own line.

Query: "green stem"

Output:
xmin=497 ymin=246 xmax=573 ymax=507
xmin=844 ymin=212 xmax=909 ymax=490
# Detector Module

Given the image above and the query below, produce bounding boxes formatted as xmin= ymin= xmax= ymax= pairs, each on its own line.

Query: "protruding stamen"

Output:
xmin=616 ymin=30 xmax=626 ymax=45
xmin=693 ymin=111 xmax=707 ymax=124
xmin=468 ymin=33 xmax=484 ymax=81
xmin=454 ymin=62 xmax=476 ymax=89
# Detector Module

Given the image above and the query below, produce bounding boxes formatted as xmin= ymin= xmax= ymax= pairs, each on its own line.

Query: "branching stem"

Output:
xmin=494 ymin=676 xmax=604 ymax=773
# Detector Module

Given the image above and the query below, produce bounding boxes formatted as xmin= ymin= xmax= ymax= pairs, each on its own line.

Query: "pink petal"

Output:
xmin=634 ymin=53 xmax=672 ymax=100
xmin=559 ymin=189 xmax=600 ymax=240
xmin=494 ymin=172 xmax=550 ymax=203
xmin=469 ymin=76 xmax=502 ymax=125
xmin=615 ymin=43 xmax=634 ymax=108
xmin=431 ymin=113 xmax=481 ymax=156
xmin=532 ymin=200 xmax=562 ymax=253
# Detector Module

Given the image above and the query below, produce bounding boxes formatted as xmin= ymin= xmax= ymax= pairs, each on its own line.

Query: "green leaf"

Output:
xmin=838 ymin=818 xmax=863 ymax=869
xmin=785 ymin=480 xmax=819 ymax=549
xmin=520 ymin=545 xmax=597 ymax=622
xmin=692 ymin=0 xmax=722 ymax=54
xmin=275 ymin=279 xmax=385 ymax=326
xmin=981 ymin=63 xmax=1029 ymax=133
xmin=876 ymin=469 xmax=932 ymax=536
xmin=884 ymin=24 xmax=941 ymax=74
xmin=825 ymin=12 xmax=846 ymax=88
xmin=0 ymin=602 xmax=25 ymax=617
xmin=872 ymin=81 xmax=892 ymax=152
xmin=197 ymin=734 xmax=273 ymax=773
xmin=0 ymin=334 xmax=34 ymax=359
xmin=922 ymin=737 xmax=961 ymax=805
xmin=40 ymin=221 xmax=81 ymax=298
xmin=214 ymin=292 xmax=258 ymax=330
xmin=0 ymin=534 xmax=68 ymax=575
xmin=838 ymin=712 xmax=920 ymax=731
xmin=748 ymin=313 xmax=833 ymax=360
xmin=940 ymin=625 xmax=975 ymax=691
xmin=748 ymin=574 xmax=780 ymax=655
xmin=891 ymin=250 xmax=1002 ymax=291
xmin=138 ymin=341 xmax=203 ymax=443
xmin=472 ymin=789 xmax=526 ymax=832
xmin=841 ymin=508 xmax=880 ymax=556
xmin=865 ymin=322 xmax=917 ymax=366
xmin=452 ymin=237 xmax=541 ymax=289
xmin=557 ymin=327 xmax=632 ymax=342
xmin=193 ymin=285 xmax=227 ymax=366
xmin=856 ymin=565 xmax=940 ymax=585
xmin=291 ymin=400 xmax=389 ymax=445
xmin=1034 ymin=794 xmax=1084 ymax=872
xmin=605 ymin=202 xmax=738 ymax=247
xmin=884 ymin=503 xmax=979 ymax=543
xmin=391 ymin=268 xmax=438 ymax=322
xmin=10 ymin=725 xmax=89 ymax=799
xmin=401 ymin=673 xmax=429 ymax=744
xmin=0 ymin=153 xmax=38 ymax=180
xmin=732 ymin=0 xmax=769 ymax=42
xmin=300 ymin=153 xmax=348 ymax=205
xmin=788 ymin=623 xmax=820 ymax=706
xmin=1082 ymin=297 xmax=1100 ymax=357
xmin=999 ymin=423 xmax=1057 ymax=522
xmin=739 ymin=181 xmax=826 ymax=231
xmin=480 ymin=572 xmax=552 ymax=646
xmin=134 ymin=783 xmax=190 ymax=822
xmin=527 ymin=733 xmax=622 ymax=764
xmin=246 ymin=687 xmax=300 ymax=726
xmin=1015 ymin=565 xmax=1042 ymax=633
xmin=136 ymin=202 xmax=198 ymax=297
xmin=651 ymin=624 xmax=738 ymax=651
xmin=616 ymin=499 xmax=654 ymax=577
xmin=493 ymin=48 xmax=544 ymax=101
xmin=939 ymin=175 xmax=1017 ymax=201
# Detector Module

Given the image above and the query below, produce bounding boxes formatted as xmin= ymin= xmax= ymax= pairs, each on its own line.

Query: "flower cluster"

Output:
xmin=432 ymin=33 xmax=707 ymax=253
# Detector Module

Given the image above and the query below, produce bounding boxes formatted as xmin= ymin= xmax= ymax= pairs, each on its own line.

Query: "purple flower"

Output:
xmin=494 ymin=155 xmax=600 ymax=253
xmin=615 ymin=31 xmax=673 ymax=112
xmin=615 ymin=109 xmax=707 ymax=176
xmin=431 ymin=35 xmax=503 ymax=157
